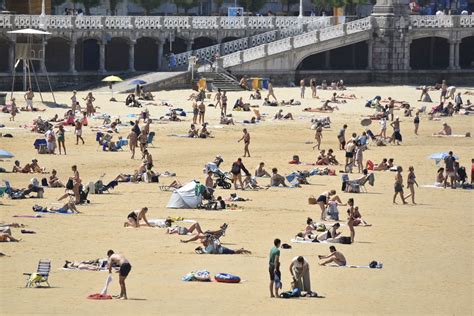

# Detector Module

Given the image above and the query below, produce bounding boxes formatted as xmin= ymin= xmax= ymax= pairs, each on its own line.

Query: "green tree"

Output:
xmin=173 ymin=0 xmax=197 ymax=14
xmin=238 ymin=0 xmax=266 ymax=13
xmin=311 ymin=0 xmax=333 ymax=14
xmin=342 ymin=0 xmax=367 ymax=15
xmin=72 ymin=0 xmax=101 ymax=15
xmin=109 ymin=0 xmax=124 ymax=15
xmin=132 ymin=0 xmax=166 ymax=15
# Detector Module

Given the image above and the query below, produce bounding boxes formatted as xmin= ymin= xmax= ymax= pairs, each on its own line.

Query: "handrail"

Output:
xmin=174 ymin=17 xmax=335 ymax=69
xmin=220 ymin=17 xmax=374 ymax=68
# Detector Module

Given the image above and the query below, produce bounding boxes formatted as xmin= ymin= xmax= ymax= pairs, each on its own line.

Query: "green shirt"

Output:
xmin=269 ymin=247 xmax=280 ymax=266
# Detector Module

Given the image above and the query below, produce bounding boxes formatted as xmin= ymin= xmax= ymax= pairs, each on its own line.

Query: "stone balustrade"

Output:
xmin=409 ymin=15 xmax=474 ymax=28
xmin=0 ymin=14 xmax=334 ymax=31
xmin=223 ymin=17 xmax=374 ymax=67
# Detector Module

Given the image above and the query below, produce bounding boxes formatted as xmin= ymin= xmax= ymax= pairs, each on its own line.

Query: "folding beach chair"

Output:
xmin=24 ymin=259 xmax=51 ymax=288
xmin=147 ymin=131 xmax=156 ymax=147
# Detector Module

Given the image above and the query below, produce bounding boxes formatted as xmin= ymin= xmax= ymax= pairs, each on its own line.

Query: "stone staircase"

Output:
xmin=195 ymin=71 xmax=243 ymax=92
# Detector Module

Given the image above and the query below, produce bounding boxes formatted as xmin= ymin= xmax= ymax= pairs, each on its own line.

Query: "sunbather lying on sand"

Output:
xmin=274 ymin=109 xmax=294 ymax=120
xmin=336 ymin=93 xmax=357 ymax=99
xmin=33 ymin=201 xmax=80 ymax=214
xmin=167 ymin=221 xmax=204 ymax=235
xmin=195 ymin=235 xmax=251 ymax=254
xmin=297 ymin=221 xmax=341 ymax=242
xmin=180 ymin=223 xmax=228 ymax=243
xmin=303 ymin=101 xmax=339 ymax=112
xmin=63 ymin=258 xmax=110 ymax=270
xmin=330 ymin=93 xmax=347 ymax=103
xmin=0 ymin=232 xmax=21 ymax=242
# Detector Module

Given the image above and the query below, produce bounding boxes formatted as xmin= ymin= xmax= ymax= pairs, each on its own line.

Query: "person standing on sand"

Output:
xmin=71 ymin=90 xmax=77 ymax=112
xmin=221 ymin=91 xmax=228 ymax=116
xmin=24 ymin=88 xmax=34 ymax=111
xmin=127 ymin=128 xmax=137 ymax=159
xmin=269 ymin=238 xmax=281 ymax=298
xmin=310 ymin=78 xmax=317 ymax=98
xmin=393 ymin=166 xmax=407 ymax=204
xmin=313 ymin=123 xmax=323 ymax=150
xmin=57 ymin=125 xmax=66 ymax=155
xmin=300 ymin=79 xmax=305 ymax=99
xmin=444 ymin=151 xmax=456 ymax=189
xmin=238 ymin=128 xmax=251 ymax=157
xmin=107 ymin=250 xmax=131 ymax=300
xmin=214 ymin=88 xmax=222 ymax=110
xmin=390 ymin=117 xmax=402 ymax=145
xmin=267 ymin=81 xmax=277 ymax=101
xmin=198 ymin=101 xmax=206 ymax=124
xmin=347 ymin=198 xmax=356 ymax=243
xmin=338 ymin=124 xmax=347 ymax=150
xmin=414 ymin=111 xmax=420 ymax=135
xmin=231 ymin=158 xmax=250 ymax=190
xmin=74 ymin=120 xmax=84 ymax=145
xmin=9 ymin=98 xmax=17 ymax=121
xmin=407 ymin=166 xmax=418 ymax=204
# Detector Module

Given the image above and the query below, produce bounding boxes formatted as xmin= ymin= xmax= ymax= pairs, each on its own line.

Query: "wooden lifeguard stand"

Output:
xmin=8 ymin=28 xmax=56 ymax=103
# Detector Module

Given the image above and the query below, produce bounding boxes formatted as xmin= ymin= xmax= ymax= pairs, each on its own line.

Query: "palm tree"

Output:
xmin=132 ymin=0 xmax=166 ymax=15
xmin=109 ymin=0 xmax=124 ymax=15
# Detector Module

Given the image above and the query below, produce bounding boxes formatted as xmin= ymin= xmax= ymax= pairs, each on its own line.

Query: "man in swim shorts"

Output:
xmin=107 ymin=250 xmax=132 ymax=300
xmin=269 ymin=238 xmax=281 ymax=298
xmin=318 ymin=246 xmax=347 ymax=266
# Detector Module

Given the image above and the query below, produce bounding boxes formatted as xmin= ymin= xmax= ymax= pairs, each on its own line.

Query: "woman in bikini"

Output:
xmin=124 ymin=207 xmax=151 ymax=228
xmin=83 ymin=92 xmax=96 ymax=117
xmin=57 ymin=125 xmax=66 ymax=155
xmin=407 ymin=166 xmax=418 ymax=204
xmin=313 ymin=124 xmax=323 ymax=150
xmin=347 ymin=198 xmax=356 ymax=243
xmin=316 ymin=190 xmax=342 ymax=221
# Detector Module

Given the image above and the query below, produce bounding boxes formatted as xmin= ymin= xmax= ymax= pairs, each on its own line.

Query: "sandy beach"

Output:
xmin=1 ymin=85 xmax=473 ymax=315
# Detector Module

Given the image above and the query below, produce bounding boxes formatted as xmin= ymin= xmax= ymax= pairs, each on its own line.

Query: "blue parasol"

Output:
xmin=130 ymin=79 xmax=147 ymax=85
xmin=428 ymin=152 xmax=459 ymax=164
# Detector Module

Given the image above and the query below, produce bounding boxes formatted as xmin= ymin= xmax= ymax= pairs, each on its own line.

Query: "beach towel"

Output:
xmin=167 ymin=134 xmax=191 ymax=138
xmin=431 ymin=134 xmax=470 ymax=138
xmin=101 ymin=274 xmax=113 ymax=295
xmin=327 ymin=263 xmax=383 ymax=269
xmin=87 ymin=293 xmax=112 ymax=300
xmin=290 ymin=238 xmax=329 ymax=244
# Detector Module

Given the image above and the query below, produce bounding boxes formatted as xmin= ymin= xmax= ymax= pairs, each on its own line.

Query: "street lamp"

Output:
xmin=299 ymin=0 xmax=303 ymax=18
xmin=39 ymin=0 xmax=46 ymax=29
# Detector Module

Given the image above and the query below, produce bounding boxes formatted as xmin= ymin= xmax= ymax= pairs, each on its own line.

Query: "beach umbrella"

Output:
xmin=428 ymin=152 xmax=459 ymax=164
xmin=0 ymin=149 xmax=14 ymax=159
xmin=130 ymin=79 xmax=147 ymax=85
xmin=102 ymin=76 xmax=123 ymax=101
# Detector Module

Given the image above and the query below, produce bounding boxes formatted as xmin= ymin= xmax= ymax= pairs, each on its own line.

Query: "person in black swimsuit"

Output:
xmin=124 ymin=207 xmax=151 ymax=228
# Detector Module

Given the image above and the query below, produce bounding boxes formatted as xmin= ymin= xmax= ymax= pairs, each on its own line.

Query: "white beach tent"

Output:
xmin=166 ymin=181 xmax=202 ymax=209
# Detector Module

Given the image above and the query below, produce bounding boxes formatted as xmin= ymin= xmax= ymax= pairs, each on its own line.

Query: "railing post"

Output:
xmin=71 ymin=16 xmax=76 ymax=30
xmin=343 ymin=23 xmax=348 ymax=35
xmin=316 ymin=30 xmax=320 ymax=42
xmin=289 ymin=37 xmax=294 ymax=49
xmin=263 ymin=43 xmax=268 ymax=57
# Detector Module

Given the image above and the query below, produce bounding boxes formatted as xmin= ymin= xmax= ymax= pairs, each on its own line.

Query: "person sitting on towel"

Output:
xmin=318 ymin=246 xmax=347 ymax=266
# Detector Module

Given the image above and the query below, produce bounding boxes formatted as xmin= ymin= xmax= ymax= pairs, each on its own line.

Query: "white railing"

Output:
xmin=134 ymin=16 xmax=161 ymax=29
xmin=222 ymin=38 xmax=248 ymax=55
xmin=172 ymin=17 xmax=333 ymax=69
xmin=320 ymin=24 xmax=345 ymax=41
xmin=75 ymin=16 xmax=103 ymax=29
xmin=223 ymin=51 xmax=242 ymax=68
xmin=192 ymin=16 xmax=219 ymax=29
xmin=105 ymin=16 xmax=133 ymax=29
xmin=0 ymin=14 xmax=335 ymax=31
xmin=267 ymin=37 xmax=292 ymax=55
xmin=222 ymin=17 xmax=374 ymax=67
xmin=459 ymin=15 xmax=474 ymax=27
xmin=410 ymin=15 xmax=454 ymax=28
xmin=243 ymin=46 xmax=266 ymax=62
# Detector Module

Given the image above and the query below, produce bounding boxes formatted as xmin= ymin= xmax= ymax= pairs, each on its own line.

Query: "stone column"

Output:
xmin=367 ymin=39 xmax=373 ymax=70
xmin=40 ymin=40 xmax=47 ymax=73
xmin=157 ymin=40 xmax=164 ymax=71
xmin=8 ymin=41 xmax=15 ymax=73
xmin=448 ymin=40 xmax=455 ymax=70
xmin=69 ymin=40 xmax=76 ymax=73
xmin=128 ymin=40 xmax=136 ymax=72
xmin=99 ymin=40 xmax=106 ymax=73
xmin=454 ymin=41 xmax=460 ymax=69
xmin=429 ymin=37 xmax=434 ymax=68
xmin=324 ymin=51 xmax=330 ymax=69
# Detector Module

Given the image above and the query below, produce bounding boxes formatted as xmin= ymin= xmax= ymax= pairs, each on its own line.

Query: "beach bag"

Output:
xmin=41 ymin=178 xmax=48 ymax=187
xmin=339 ymin=236 xmax=352 ymax=244
xmin=308 ymin=196 xmax=317 ymax=205
xmin=66 ymin=179 xmax=74 ymax=190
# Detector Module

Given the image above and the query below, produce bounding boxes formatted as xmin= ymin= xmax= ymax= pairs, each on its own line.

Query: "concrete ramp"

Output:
xmin=94 ymin=71 xmax=190 ymax=93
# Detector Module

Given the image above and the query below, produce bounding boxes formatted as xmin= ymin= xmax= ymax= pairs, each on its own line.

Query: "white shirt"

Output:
xmin=292 ymin=256 xmax=309 ymax=269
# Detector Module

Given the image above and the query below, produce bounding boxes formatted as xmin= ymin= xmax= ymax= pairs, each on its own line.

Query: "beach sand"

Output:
xmin=0 ymin=85 xmax=473 ymax=315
